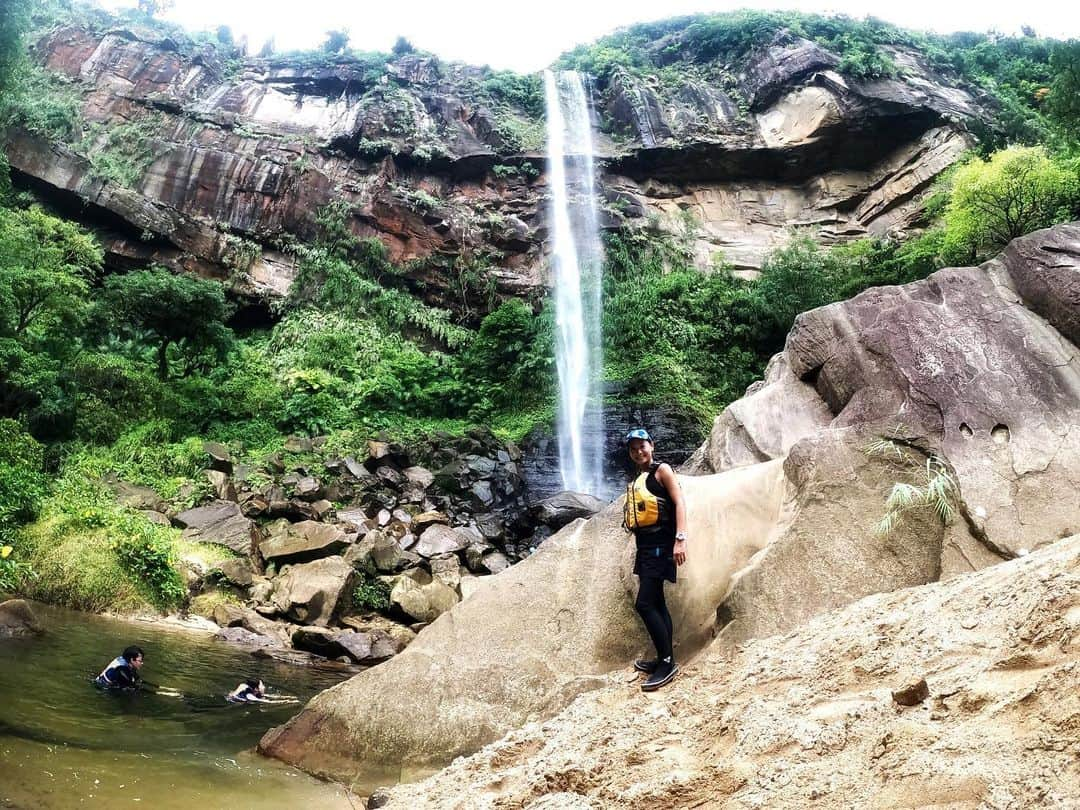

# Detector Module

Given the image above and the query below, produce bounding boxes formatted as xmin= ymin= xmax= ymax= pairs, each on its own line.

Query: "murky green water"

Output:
xmin=0 ymin=603 xmax=359 ymax=809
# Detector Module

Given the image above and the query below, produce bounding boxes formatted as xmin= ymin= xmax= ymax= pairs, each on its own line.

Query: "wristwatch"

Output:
xmin=675 ymin=532 xmax=688 ymax=542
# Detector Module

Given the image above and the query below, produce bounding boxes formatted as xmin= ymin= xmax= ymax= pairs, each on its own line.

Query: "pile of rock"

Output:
xmin=111 ymin=428 xmax=581 ymax=665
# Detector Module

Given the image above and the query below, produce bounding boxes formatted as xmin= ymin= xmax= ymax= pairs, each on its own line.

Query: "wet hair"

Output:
xmin=245 ymin=678 xmax=263 ymax=691
xmin=122 ymin=645 xmax=144 ymax=662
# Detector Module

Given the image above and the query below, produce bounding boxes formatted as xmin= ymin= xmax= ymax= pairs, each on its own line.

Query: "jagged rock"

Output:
xmin=532 ymin=492 xmax=606 ymax=531
xmin=239 ymin=491 xmax=270 ymax=518
xmin=415 ymin=524 xmax=470 ymax=558
xmin=474 ymin=512 xmax=504 ymax=541
xmin=310 ymin=499 xmax=334 ymax=520
xmin=215 ymin=558 xmax=254 ymax=587
xmin=271 ymin=557 xmax=354 ymax=626
xmin=464 ymin=541 xmax=494 ymax=572
xmin=388 ymin=569 xmax=460 ymax=624
xmin=202 ymin=441 xmax=233 ymax=474
xmin=215 ymin=626 xmax=279 ymax=648
xmin=105 ymin=477 xmax=166 ymax=513
xmin=336 ymin=508 xmax=372 ymax=532
xmin=205 ymin=469 xmax=236 ymax=501
xmin=413 ymin=511 xmax=449 ymax=531
xmin=141 ymin=510 xmax=171 ymax=526
xmin=367 ymin=530 xmax=405 ymax=573
xmin=428 ymin=555 xmax=461 ymax=590
xmin=480 ymin=551 xmax=510 ymax=575
xmin=260 ymin=521 xmax=349 ymax=564
xmin=892 ymin=677 xmax=930 ymax=706
xmin=175 ymin=500 xmax=259 ymax=555
xmin=294 ymin=476 xmax=324 ymax=501
xmin=403 ymin=466 xmax=434 ymax=490
xmin=0 ymin=599 xmax=43 ymax=637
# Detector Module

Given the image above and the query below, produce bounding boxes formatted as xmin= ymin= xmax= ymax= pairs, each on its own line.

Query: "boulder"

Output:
xmin=480 ymin=551 xmax=510 ymax=575
xmin=413 ymin=511 xmax=449 ymax=531
xmin=532 ymin=491 xmax=606 ymax=531
xmin=415 ymin=524 xmax=469 ymax=558
xmin=388 ymin=569 xmax=460 ymax=624
xmin=259 ymin=520 xmax=349 ymax=564
xmin=106 ymin=478 xmax=166 ymax=513
xmin=294 ymin=476 xmax=324 ymax=501
xmin=215 ymin=626 xmax=279 ymax=648
xmin=205 ymin=469 xmax=236 ymax=501
xmin=0 ymin=599 xmax=43 ymax=637
xmin=403 ymin=466 xmax=434 ymax=490
xmin=271 ymin=557 xmax=354 ymax=626
xmin=141 ymin=509 xmax=171 ymax=526
xmin=716 ymin=429 xmax=945 ymax=643
xmin=210 ymin=602 xmax=287 ymax=644
xmin=175 ymin=500 xmax=259 ymax=555
xmin=202 ymin=441 xmax=233 ymax=473
xmin=215 ymin=557 xmax=254 ymax=587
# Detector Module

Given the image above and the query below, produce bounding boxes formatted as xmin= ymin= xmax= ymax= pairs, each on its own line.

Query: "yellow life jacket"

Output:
xmin=623 ymin=465 xmax=670 ymax=532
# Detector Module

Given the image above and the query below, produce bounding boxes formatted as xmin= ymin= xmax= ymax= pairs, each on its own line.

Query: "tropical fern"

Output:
xmin=873 ymin=455 xmax=959 ymax=537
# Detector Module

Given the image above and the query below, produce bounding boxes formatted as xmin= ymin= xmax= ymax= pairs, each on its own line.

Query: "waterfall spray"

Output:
xmin=544 ymin=70 xmax=604 ymax=496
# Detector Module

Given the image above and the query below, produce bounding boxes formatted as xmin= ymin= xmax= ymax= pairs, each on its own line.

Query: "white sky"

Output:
xmin=96 ymin=0 xmax=1080 ymax=72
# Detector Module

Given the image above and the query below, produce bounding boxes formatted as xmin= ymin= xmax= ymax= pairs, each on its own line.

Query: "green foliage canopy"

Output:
xmin=100 ymin=268 xmax=234 ymax=380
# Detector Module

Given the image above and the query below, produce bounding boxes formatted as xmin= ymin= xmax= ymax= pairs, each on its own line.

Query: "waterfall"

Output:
xmin=544 ymin=70 xmax=605 ymax=496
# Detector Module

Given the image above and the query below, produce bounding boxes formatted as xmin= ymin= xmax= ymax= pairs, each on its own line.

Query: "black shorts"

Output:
xmin=634 ymin=541 xmax=677 ymax=583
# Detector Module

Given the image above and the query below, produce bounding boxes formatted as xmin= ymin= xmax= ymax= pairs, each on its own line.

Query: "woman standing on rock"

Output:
xmin=623 ymin=428 xmax=687 ymax=691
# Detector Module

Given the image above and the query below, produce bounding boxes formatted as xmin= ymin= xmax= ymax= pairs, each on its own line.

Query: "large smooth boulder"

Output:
xmin=271 ymin=557 xmax=354 ymax=627
xmin=0 ymin=599 xmax=43 ymax=637
xmin=259 ymin=521 xmax=349 ymax=564
xmin=690 ymin=223 xmax=1080 ymax=559
xmin=175 ymin=500 xmax=259 ymax=555
xmin=259 ymin=463 xmax=788 ymax=779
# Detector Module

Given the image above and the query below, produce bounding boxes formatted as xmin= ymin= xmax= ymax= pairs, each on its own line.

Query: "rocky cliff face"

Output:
xmin=5 ymin=24 xmax=990 ymax=315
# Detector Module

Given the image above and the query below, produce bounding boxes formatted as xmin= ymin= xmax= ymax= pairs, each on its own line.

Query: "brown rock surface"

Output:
xmin=381 ymin=534 xmax=1080 ymax=808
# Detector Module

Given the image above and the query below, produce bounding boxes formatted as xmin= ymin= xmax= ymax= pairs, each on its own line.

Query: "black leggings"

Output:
xmin=635 ymin=576 xmax=674 ymax=662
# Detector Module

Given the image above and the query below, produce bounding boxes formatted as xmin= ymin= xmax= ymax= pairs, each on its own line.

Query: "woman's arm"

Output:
xmin=657 ymin=463 xmax=688 ymax=566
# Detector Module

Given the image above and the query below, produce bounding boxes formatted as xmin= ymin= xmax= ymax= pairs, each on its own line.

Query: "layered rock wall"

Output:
xmin=5 ymin=25 xmax=991 ymax=310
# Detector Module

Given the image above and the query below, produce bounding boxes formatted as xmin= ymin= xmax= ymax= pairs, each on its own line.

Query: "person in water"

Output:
xmin=227 ymin=678 xmax=268 ymax=703
xmin=226 ymin=678 xmax=296 ymax=705
xmin=94 ymin=645 xmax=144 ymax=690
xmin=622 ymin=428 xmax=688 ymax=691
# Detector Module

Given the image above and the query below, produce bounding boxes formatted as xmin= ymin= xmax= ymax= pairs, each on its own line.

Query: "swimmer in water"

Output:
xmin=226 ymin=678 xmax=297 ymax=705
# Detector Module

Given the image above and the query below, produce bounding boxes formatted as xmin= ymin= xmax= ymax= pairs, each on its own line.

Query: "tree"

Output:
xmin=322 ymin=29 xmax=350 ymax=55
xmin=1047 ymin=41 xmax=1080 ymax=141
xmin=100 ymin=268 xmax=234 ymax=380
xmin=943 ymin=146 xmax=1080 ymax=260
xmin=392 ymin=36 xmax=416 ymax=56
xmin=257 ymin=37 xmax=275 ymax=58
xmin=0 ymin=206 xmax=101 ymax=341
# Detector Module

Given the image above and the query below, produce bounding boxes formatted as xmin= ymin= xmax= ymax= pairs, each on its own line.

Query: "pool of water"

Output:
xmin=0 ymin=603 xmax=359 ymax=809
